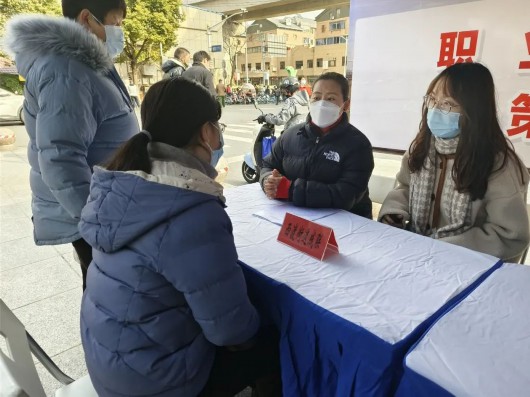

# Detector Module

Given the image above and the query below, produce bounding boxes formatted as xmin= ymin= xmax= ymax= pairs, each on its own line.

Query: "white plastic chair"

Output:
xmin=0 ymin=299 xmax=98 ymax=397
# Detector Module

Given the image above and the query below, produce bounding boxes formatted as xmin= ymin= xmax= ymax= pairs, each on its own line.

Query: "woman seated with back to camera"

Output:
xmin=260 ymin=72 xmax=375 ymax=219
xmin=379 ymin=62 xmax=529 ymax=262
xmin=79 ymin=78 xmax=281 ymax=397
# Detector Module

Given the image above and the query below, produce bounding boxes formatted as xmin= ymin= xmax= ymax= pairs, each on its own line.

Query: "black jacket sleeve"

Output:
xmin=290 ymin=140 xmax=374 ymax=210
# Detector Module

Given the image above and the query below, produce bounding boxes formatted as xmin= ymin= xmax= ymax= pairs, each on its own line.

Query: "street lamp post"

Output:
xmin=206 ymin=8 xmax=247 ymax=52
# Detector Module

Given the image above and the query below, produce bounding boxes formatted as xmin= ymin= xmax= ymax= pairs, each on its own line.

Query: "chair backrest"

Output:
xmin=0 ymin=299 xmax=46 ymax=397
xmin=368 ymin=174 xmax=397 ymax=204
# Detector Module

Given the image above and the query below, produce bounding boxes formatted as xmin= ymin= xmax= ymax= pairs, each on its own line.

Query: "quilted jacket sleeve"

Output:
xmin=159 ymin=202 xmax=260 ymax=346
xmin=264 ymin=97 xmax=296 ymax=126
xmin=35 ymin=74 xmax=97 ymax=220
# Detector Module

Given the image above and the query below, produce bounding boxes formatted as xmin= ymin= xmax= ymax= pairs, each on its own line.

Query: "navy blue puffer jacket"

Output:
xmin=79 ymin=152 xmax=260 ymax=397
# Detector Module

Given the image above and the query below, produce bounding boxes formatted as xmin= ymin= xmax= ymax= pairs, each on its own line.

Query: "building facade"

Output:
xmin=234 ymin=7 xmax=349 ymax=86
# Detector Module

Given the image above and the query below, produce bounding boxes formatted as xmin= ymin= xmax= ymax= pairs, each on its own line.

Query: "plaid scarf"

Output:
xmin=409 ymin=136 xmax=472 ymax=238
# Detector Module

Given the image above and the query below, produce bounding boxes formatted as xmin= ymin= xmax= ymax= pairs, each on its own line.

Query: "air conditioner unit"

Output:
xmin=323 ymin=60 xmax=329 ymax=69
xmin=272 ymin=67 xmax=277 ymax=72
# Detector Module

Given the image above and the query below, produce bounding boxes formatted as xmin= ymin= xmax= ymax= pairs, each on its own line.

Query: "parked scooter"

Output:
xmin=241 ymin=101 xmax=276 ymax=183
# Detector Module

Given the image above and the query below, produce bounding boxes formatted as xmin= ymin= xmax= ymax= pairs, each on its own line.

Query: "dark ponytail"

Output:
xmin=106 ymin=132 xmax=152 ymax=173
xmin=105 ymin=77 xmax=220 ymax=173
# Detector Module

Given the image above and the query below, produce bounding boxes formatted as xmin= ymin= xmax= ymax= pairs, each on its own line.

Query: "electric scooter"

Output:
xmin=241 ymin=101 xmax=276 ymax=184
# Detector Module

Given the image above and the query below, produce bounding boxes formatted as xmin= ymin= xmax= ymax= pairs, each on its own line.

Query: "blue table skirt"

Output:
xmin=240 ymin=260 xmax=502 ymax=397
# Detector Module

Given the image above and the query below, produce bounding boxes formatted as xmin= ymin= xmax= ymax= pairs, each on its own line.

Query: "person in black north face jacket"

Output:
xmin=260 ymin=72 xmax=374 ymax=219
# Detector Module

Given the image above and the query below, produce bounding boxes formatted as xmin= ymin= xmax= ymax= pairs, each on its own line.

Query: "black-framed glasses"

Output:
xmin=423 ymin=95 xmax=460 ymax=115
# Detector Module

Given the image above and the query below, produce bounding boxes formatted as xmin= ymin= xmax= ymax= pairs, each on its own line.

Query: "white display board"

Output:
xmin=348 ymin=0 xmax=530 ymax=166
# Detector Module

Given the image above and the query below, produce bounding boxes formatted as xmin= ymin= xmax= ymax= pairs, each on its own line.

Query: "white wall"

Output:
xmin=348 ymin=0 xmax=530 ymax=165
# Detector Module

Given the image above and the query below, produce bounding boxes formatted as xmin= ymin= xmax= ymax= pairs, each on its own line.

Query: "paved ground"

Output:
xmin=0 ymin=107 xmax=527 ymax=395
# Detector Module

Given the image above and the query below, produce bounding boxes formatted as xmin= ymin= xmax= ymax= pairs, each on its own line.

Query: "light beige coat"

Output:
xmin=379 ymin=152 xmax=530 ymax=262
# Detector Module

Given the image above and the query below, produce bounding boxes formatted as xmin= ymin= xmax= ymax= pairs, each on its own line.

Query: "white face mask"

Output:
xmin=309 ymin=100 xmax=342 ymax=128
xmin=91 ymin=14 xmax=125 ymax=59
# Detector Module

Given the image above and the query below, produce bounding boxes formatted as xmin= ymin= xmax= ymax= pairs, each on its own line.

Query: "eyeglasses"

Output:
xmin=423 ymin=95 xmax=460 ymax=115
xmin=211 ymin=122 xmax=226 ymax=134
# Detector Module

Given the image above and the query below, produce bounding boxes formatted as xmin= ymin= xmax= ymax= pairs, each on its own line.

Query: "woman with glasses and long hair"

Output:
xmin=78 ymin=78 xmax=281 ymax=397
xmin=379 ymin=62 xmax=529 ymax=262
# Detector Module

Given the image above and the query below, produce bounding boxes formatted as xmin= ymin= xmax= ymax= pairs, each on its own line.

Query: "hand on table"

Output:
xmin=264 ymin=169 xmax=283 ymax=199
xmin=381 ymin=214 xmax=405 ymax=229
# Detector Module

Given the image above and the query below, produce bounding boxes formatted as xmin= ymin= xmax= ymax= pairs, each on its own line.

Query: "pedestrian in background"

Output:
xmin=162 ymin=47 xmax=190 ymax=79
xmin=182 ymin=50 xmax=216 ymax=95
xmin=5 ymin=0 xmax=138 ymax=290
xmin=216 ymin=79 xmax=226 ymax=108
xmin=127 ymin=80 xmax=140 ymax=108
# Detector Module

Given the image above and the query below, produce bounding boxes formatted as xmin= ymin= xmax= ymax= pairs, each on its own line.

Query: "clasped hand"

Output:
xmin=264 ymin=169 xmax=283 ymax=199
xmin=381 ymin=213 xmax=405 ymax=229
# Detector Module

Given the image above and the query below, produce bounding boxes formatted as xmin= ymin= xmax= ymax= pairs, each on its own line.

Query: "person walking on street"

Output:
xmin=182 ymin=51 xmax=216 ymax=96
xmin=127 ymin=80 xmax=140 ymax=108
xmin=162 ymin=47 xmax=190 ymax=79
xmin=216 ymin=79 xmax=226 ymax=108
xmin=274 ymin=86 xmax=281 ymax=105
xmin=4 ymin=0 xmax=139 ymax=290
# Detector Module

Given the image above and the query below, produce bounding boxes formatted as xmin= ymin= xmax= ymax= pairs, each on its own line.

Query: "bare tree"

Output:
xmin=223 ymin=22 xmax=246 ymax=86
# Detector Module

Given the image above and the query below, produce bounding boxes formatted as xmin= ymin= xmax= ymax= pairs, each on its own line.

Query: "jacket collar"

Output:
xmin=4 ymin=15 xmax=112 ymax=76
xmin=301 ymin=113 xmax=350 ymax=140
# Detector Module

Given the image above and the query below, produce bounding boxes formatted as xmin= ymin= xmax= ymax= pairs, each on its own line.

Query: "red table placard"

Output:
xmin=277 ymin=212 xmax=339 ymax=261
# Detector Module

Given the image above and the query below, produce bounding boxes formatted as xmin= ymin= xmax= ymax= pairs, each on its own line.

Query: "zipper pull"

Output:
xmin=316 ymin=137 xmax=320 ymax=144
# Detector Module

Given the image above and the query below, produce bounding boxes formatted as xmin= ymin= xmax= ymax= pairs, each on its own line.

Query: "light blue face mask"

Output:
xmin=427 ymin=108 xmax=461 ymax=139
xmin=91 ymin=13 xmax=125 ymax=59
xmin=210 ymin=129 xmax=224 ymax=168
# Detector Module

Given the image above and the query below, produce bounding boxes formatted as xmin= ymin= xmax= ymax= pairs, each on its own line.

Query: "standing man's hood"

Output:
xmin=3 ymin=14 xmax=112 ymax=77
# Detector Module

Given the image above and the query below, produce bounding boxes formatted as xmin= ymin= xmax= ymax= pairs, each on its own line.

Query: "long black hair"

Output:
xmin=106 ymin=78 xmax=221 ymax=173
xmin=409 ymin=62 xmax=525 ymax=200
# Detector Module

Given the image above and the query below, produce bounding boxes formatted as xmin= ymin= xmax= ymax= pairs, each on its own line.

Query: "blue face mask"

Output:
xmin=210 ymin=129 xmax=224 ymax=168
xmin=427 ymin=108 xmax=461 ymax=139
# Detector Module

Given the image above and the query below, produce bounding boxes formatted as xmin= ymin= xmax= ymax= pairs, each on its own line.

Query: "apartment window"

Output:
xmin=342 ymin=56 xmax=346 ymax=66
xmin=256 ymin=63 xmax=262 ymax=70
xmin=307 ymin=59 xmax=313 ymax=68
xmin=241 ymin=64 xmax=246 ymax=72
xmin=330 ymin=21 xmax=346 ymax=31
xmin=280 ymin=61 xmax=286 ymax=70
xmin=321 ymin=25 xmax=325 ymax=33
xmin=248 ymin=63 xmax=251 ymax=71
xmin=316 ymin=39 xmax=325 ymax=46
xmin=295 ymin=60 xmax=303 ymax=69
xmin=316 ymin=58 xmax=323 ymax=67
xmin=337 ymin=8 xmax=341 ymax=16
xmin=304 ymin=37 xmax=310 ymax=45
xmin=265 ymin=62 xmax=270 ymax=70
xmin=329 ymin=59 xmax=337 ymax=67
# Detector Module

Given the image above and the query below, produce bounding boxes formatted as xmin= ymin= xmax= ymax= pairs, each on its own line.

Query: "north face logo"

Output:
xmin=323 ymin=151 xmax=340 ymax=162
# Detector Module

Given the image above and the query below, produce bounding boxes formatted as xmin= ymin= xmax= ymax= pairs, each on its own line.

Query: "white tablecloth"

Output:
xmin=225 ymin=184 xmax=500 ymax=343
xmin=398 ymin=263 xmax=530 ymax=397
